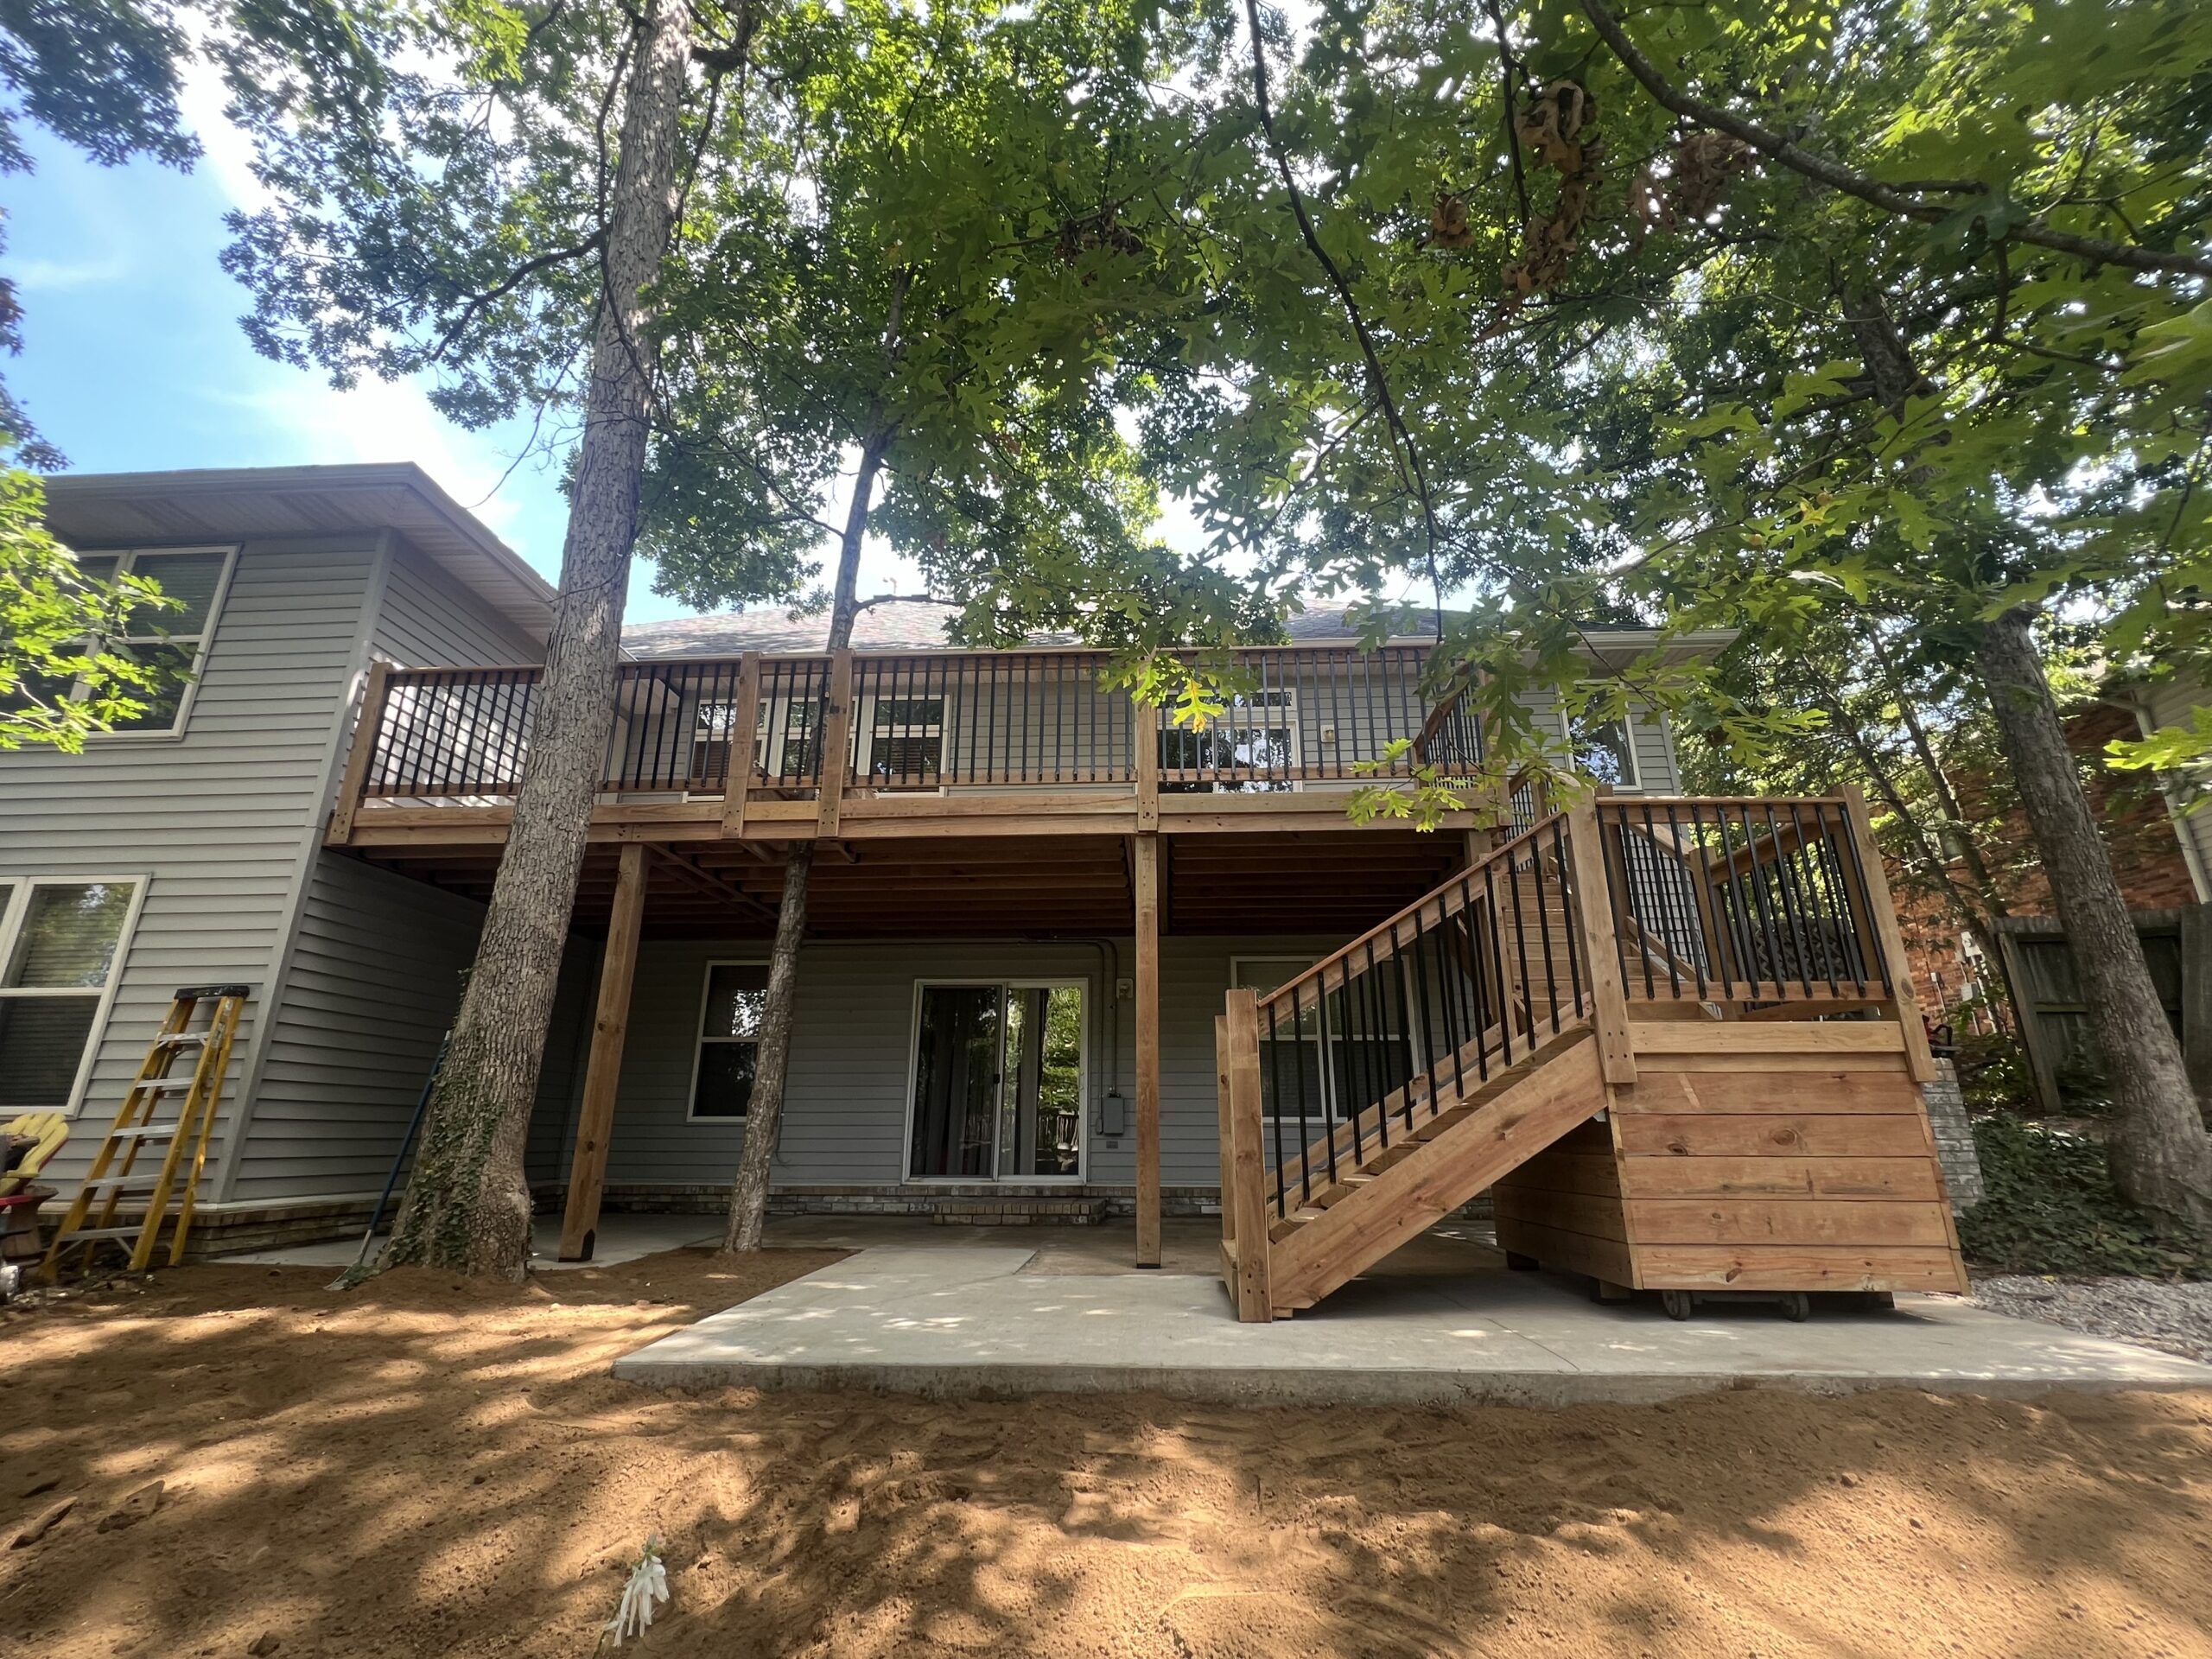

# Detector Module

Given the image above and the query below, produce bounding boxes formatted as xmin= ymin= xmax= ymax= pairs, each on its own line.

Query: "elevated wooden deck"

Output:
xmin=326 ymin=642 xmax=1491 ymax=852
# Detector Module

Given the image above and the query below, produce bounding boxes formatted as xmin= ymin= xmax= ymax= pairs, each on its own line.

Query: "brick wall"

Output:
xmin=1891 ymin=700 xmax=2197 ymax=1020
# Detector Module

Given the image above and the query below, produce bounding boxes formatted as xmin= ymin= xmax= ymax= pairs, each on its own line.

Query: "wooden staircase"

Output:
xmin=1216 ymin=809 xmax=1627 ymax=1320
xmin=1216 ymin=792 xmax=1968 ymax=1320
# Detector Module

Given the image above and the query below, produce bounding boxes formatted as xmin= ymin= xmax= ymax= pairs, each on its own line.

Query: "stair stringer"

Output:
xmin=1264 ymin=1032 xmax=1609 ymax=1316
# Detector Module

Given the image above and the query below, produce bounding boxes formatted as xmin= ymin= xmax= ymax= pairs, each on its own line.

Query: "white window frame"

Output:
xmin=855 ymin=690 xmax=950 ymax=789
xmin=901 ymin=976 xmax=1089 ymax=1184
xmin=1558 ymin=700 xmax=1643 ymax=792
xmin=1161 ymin=689 xmax=1300 ymax=792
xmin=0 ymin=874 xmax=149 ymax=1116
xmin=685 ymin=955 xmax=771 ymax=1123
xmin=73 ymin=545 xmax=239 ymax=741
xmin=753 ymin=690 xmax=824 ymax=783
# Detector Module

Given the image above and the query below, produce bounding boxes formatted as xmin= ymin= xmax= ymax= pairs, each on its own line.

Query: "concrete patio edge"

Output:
xmin=609 ymin=1244 xmax=2212 ymax=1408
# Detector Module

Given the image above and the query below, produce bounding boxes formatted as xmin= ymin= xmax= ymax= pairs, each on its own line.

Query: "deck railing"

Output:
xmin=1217 ymin=791 xmax=1902 ymax=1227
xmin=1592 ymin=797 xmax=1889 ymax=1004
xmin=346 ymin=644 xmax=1489 ymax=808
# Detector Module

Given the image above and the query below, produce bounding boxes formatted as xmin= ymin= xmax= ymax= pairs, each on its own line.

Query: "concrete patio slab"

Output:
xmin=612 ymin=1243 xmax=2212 ymax=1406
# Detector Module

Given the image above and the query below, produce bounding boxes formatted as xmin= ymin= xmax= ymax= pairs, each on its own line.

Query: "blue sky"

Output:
xmin=3 ymin=100 xmax=839 ymax=626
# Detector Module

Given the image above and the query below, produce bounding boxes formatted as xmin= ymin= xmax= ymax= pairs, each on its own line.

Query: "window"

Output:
xmin=1160 ymin=690 xmax=1297 ymax=792
xmin=690 ymin=961 xmax=769 ymax=1119
xmin=758 ymin=696 xmax=821 ymax=781
xmin=861 ymin=696 xmax=945 ymax=784
xmin=0 ymin=878 xmax=144 ymax=1112
xmin=906 ymin=980 xmax=1085 ymax=1179
xmin=1566 ymin=708 xmax=1639 ymax=789
xmin=688 ymin=699 xmax=742 ymax=790
xmin=1231 ymin=954 xmax=1414 ymax=1127
xmin=67 ymin=547 xmax=237 ymax=735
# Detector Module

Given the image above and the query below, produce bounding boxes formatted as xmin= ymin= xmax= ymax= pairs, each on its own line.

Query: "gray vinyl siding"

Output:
xmin=1511 ymin=684 xmax=1681 ymax=794
xmin=234 ymin=855 xmax=480 ymax=1204
xmin=596 ymin=935 xmax=1343 ymax=1192
xmin=0 ymin=536 xmax=380 ymax=1189
xmin=220 ymin=546 xmax=555 ymax=1204
xmin=372 ymin=538 xmax=542 ymax=670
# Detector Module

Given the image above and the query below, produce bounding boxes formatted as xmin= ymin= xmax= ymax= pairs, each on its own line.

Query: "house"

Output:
xmin=10 ymin=465 xmax=1967 ymax=1313
xmin=1891 ymin=677 xmax=2210 ymax=1116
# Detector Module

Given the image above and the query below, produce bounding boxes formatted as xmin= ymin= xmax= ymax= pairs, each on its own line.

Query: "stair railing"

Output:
xmin=1223 ymin=810 xmax=1596 ymax=1230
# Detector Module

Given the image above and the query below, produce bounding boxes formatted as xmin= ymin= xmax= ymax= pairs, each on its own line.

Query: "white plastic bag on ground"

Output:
xmin=601 ymin=1535 xmax=670 ymax=1648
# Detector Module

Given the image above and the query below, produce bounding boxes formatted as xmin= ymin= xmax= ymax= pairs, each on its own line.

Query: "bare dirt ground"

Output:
xmin=5 ymin=1249 xmax=2212 ymax=1659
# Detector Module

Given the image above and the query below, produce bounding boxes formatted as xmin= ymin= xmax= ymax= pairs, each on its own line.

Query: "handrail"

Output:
xmin=1258 ymin=810 xmax=1565 ymax=1020
xmin=1245 ymin=809 xmax=1596 ymax=1218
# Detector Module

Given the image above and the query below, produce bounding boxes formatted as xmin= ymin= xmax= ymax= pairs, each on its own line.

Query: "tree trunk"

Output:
xmin=1859 ymin=622 xmax=2011 ymax=920
xmin=720 ymin=842 xmax=813 ymax=1250
xmin=377 ymin=2 xmax=694 ymax=1280
xmin=719 ymin=431 xmax=893 ymax=1252
xmin=1975 ymin=606 xmax=2212 ymax=1234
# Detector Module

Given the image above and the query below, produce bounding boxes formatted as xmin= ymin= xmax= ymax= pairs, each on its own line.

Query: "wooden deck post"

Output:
xmin=816 ymin=649 xmax=855 ymax=837
xmin=327 ymin=659 xmax=392 ymax=843
xmin=558 ymin=842 xmax=649 ymax=1261
xmin=1135 ymin=698 xmax=1160 ymax=831
xmin=719 ymin=654 xmax=762 ymax=837
xmin=1566 ymin=799 xmax=1638 ymax=1084
xmin=1133 ymin=833 xmax=1162 ymax=1267
xmin=1840 ymin=786 xmax=1940 ymax=1084
xmin=1222 ymin=987 xmax=1273 ymax=1320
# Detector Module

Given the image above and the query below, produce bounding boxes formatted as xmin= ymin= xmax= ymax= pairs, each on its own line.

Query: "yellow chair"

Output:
xmin=2 ymin=1112 xmax=68 ymax=1198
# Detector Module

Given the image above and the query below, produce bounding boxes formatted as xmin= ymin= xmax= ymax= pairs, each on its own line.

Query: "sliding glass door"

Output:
xmin=908 ymin=982 xmax=1084 ymax=1180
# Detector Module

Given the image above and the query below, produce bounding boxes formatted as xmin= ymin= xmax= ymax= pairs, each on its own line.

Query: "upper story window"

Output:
xmin=67 ymin=546 xmax=238 ymax=737
xmin=0 ymin=877 xmax=144 ymax=1113
xmin=1567 ymin=709 xmax=1639 ymax=790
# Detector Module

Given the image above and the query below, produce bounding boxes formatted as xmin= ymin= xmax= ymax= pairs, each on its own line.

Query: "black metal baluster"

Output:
xmin=1710 ymin=804 xmax=1755 ymax=999
xmin=1484 ymin=855 xmax=1515 ymax=1067
xmin=1762 ymin=802 xmax=1818 ymax=998
xmin=1832 ymin=802 xmax=1887 ymax=996
xmin=1626 ymin=803 xmax=1664 ymax=998
xmin=1663 ymin=803 xmax=1708 ymax=998
xmin=1424 ymin=898 xmax=1459 ymax=1106
xmin=1737 ymin=803 xmax=1788 ymax=1001
xmin=1459 ymin=877 xmax=1492 ymax=1082
xmin=1592 ymin=807 xmax=1631 ymax=1006
xmin=1530 ymin=821 xmax=1562 ymax=1031
xmin=1554 ymin=821 xmax=1586 ymax=1019
xmin=1317 ymin=968 xmax=1356 ymax=1167
xmin=1266 ymin=998 xmax=1288 ymax=1215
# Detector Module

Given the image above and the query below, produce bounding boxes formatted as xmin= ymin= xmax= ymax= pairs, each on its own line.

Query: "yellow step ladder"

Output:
xmin=41 ymin=985 xmax=249 ymax=1278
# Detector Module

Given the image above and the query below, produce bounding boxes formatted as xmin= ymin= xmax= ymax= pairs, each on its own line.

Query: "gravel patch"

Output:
xmin=1972 ymin=1274 xmax=2212 ymax=1365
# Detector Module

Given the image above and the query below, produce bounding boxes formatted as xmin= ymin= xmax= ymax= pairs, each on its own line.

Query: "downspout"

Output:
xmin=1080 ymin=938 xmax=1123 ymax=1134
xmin=2123 ymin=693 xmax=2212 ymax=906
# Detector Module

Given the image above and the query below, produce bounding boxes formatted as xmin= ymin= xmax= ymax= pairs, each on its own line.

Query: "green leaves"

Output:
xmin=0 ymin=464 xmax=176 ymax=752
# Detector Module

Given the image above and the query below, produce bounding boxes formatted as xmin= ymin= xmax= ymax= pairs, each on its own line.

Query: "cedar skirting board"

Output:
xmin=1494 ymin=1022 xmax=1970 ymax=1295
